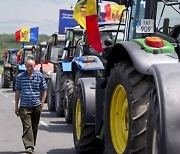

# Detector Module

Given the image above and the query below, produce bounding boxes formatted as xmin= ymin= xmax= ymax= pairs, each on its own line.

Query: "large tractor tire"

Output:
xmin=55 ymin=68 xmax=72 ymax=117
xmin=146 ymin=89 xmax=159 ymax=154
xmin=1 ymin=68 xmax=11 ymax=88
xmin=104 ymin=61 xmax=154 ymax=154
xmin=73 ymin=78 xmax=100 ymax=153
xmin=12 ymin=73 xmax=17 ymax=91
xmin=47 ymin=79 xmax=55 ymax=111
xmin=64 ymin=70 xmax=94 ymax=124
xmin=64 ymin=79 xmax=74 ymax=123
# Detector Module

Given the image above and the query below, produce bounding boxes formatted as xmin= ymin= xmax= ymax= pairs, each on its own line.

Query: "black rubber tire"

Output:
xmin=12 ymin=73 xmax=17 ymax=91
xmin=47 ymin=79 xmax=55 ymax=111
xmin=73 ymin=82 xmax=97 ymax=153
xmin=64 ymin=70 xmax=94 ymax=124
xmin=104 ymin=61 xmax=154 ymax=154
xmin=55 ymin=68 xmax=72 ymax=117
xmin=146 ymin=89 xmax=160 ymax=154
xmin=64 ymin=79 xmax=74 ymax=123
xmin=1 ymin=68 xmax=11 ymax=88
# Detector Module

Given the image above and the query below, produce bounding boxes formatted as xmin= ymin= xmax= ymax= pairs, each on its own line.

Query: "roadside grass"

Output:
xmin=0 ymin=66 xmax=3 ymax=75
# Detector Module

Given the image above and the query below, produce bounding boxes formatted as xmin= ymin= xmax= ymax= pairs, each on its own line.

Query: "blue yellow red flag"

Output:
xmin=86 ymin=0 xmax=103 ymax=52
xmin=15 ymin=27 xmax=39 ymax=43
xmin=73 ymin=0 xmax=86 ymax=29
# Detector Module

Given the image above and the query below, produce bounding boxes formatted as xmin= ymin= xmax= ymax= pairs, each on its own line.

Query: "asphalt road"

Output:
xmin=0 ymin=83 xmax=76 ymax=154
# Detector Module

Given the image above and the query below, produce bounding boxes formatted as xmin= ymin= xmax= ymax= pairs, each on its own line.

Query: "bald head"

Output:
xmin=25 ymin=59 xmax=35 ymax=75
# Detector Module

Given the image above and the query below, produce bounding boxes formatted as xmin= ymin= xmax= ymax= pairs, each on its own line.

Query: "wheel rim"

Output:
xmin=152 ymin=129 xmax=158 ymax=154
xmin=75 ymin=98 xmax=82 ymax=140
xmin=110 ymin=84 xmax=129 ymax=153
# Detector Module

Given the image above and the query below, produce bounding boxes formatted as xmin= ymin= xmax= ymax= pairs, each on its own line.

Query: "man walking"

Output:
xmin=15 ymin=58 xmax=47 ymax=153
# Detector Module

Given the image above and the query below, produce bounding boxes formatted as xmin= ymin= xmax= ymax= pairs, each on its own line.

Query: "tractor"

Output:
xmin=59 ymin=23 xmax=125 ymax=124
xmin=48 ymin=26 xmax=85 ymax=116
xmin=72 ymin=0 xmax=180 ymax=153
xmin=1 ymin=48 xmax=19 ymax=88
xmin=44 ymin=33 xmax=65 ymax=111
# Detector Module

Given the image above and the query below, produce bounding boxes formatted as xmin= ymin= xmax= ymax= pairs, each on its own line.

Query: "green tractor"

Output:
xmin=72 ymin=0 xmax=180 ymax=153
xmin=1 ymin=48 xmax=19 ymax=88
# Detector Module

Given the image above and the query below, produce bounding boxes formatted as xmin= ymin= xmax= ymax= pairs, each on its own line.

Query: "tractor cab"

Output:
xmin=36 ymin=41 xmax=48 ymax=64
xmin=61 ymin=26 xmax=84 ymax=61
xmin=1 ymin=48 xmax=19 ymax=88
xmin=41 ymin=33 xmax=65 ymax=79
xmin=3 ymin=48 xmax=18 ymax=67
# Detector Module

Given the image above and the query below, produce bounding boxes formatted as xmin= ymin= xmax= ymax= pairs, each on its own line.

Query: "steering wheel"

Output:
xmin=169 ymin=24 xmax=180 ymax=42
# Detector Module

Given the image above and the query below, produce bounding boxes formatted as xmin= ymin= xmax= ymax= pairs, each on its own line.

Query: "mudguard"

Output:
xmin=42 ymin=63 xmax=54 ymax=78
xmin=34 ymin=64 xmax=41 ymax=72
xmin=121 ymin=41 xmax=179 ymax=75
xmin=78 ymin=77 xmax=96 ymax=124
xmin=74 ymin=56 xmax=104 ymax=70
xmin=61 ymin=61 xmax=72 ymax=72
xmin=150 ymin=63 xmax=180 ymax=154
xmin=17 ymin=64 xmax=26 ymax=71
xmin=49 ymin=73 xmax=57 ymax=93
xmin=61 ymin=56 xmax=104 ymax=72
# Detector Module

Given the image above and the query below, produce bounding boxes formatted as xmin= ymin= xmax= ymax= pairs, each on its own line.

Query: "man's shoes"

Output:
xmin=25 ymin=147 xmax=34 ymax=154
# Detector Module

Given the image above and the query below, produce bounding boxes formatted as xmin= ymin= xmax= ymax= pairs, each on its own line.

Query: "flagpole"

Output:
xmin=22 ymin=42 xmax=25 ymax=49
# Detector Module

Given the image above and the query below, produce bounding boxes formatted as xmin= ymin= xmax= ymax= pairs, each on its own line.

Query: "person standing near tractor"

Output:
xmin=14 ymin=58 xmax=47 ymax=153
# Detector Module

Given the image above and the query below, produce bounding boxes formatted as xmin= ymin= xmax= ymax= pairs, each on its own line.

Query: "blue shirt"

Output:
xmin=15 ymin=70 xmax=47 ymax=107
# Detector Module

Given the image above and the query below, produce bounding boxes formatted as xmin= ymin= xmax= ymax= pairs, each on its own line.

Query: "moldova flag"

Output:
xmin=73 ymin=0 xmax=86 ymax=29
xmin=15 ymin=27 xmax=39 ymax=43
xmin=86 ymin=0 xmax=103 ymax=52
xmin=104 ymin=4 xmax=126 ymax=23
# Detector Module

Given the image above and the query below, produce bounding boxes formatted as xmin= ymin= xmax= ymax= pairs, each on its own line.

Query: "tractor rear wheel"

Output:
xmin=55 ymin=68 xmax=72 ymax=117
xmin=64 ymin=79 xmax=74 ymax=123
xmin=146 ymin=90 xmax=159 ymax=154
xmin=104 ymin=61 xmax=154 ymax=154
xmin=1 ymin=68 xmax=11 ymax=88
xmin=47 ymin=79 xmax=55 ymax=111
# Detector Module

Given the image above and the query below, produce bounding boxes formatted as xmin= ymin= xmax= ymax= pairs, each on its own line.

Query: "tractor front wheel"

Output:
xmin=1 ymin=68 xmax=11 ymax=88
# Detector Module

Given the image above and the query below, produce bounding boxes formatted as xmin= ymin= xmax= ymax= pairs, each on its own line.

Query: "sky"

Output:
xmin=0 ymin=0 xmax=76 ymax=35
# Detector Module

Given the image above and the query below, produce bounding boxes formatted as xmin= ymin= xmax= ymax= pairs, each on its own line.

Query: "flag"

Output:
xmin=86 ymin=0 xmax=103 ymax=52
xmin=15 ymin=27 xmax=39 ymax=43
xmin=73 ymin=0 xmax=86 ymax=29
xmin=104 ymin=4 xmax=126 ymax=23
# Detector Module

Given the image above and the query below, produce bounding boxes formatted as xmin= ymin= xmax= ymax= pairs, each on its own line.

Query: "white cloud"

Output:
xmin=0 ymin=0 xmax=76 ymax=35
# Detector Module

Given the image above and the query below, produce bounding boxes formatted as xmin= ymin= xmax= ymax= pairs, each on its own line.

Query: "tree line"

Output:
xmin=0 ymin=34 xmax=51 ymax=60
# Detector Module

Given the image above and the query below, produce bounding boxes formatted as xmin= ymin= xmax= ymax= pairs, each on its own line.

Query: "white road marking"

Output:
xmin=40 ymin=120 xmax=49 ymax=127
xmin=4 ymin=95 xmax=8 ymax=97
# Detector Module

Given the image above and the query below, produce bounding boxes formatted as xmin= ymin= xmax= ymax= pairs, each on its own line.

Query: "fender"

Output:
xmin=34 ymin=64 xmax=41 ymax=72
xmin=78 ymin=77 xmax=96 ymax=124
xmin=17 ymin=64 xmax=26 ymax=71
xmin=150 ymin=63 xmax=180 ymax=154
xmin=49 ymin=73 xmax=57 ymax=93
xmin=121 ymin=41 xmax=179 ymax=75
xmin=73 ymin=56 xmax=104 ymax=71
xmin=42 ymin=63 xmax=54 ymax=78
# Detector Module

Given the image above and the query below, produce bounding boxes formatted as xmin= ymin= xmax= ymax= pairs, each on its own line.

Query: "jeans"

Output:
xmin=19 ymin=105 xmax=42 ymax=149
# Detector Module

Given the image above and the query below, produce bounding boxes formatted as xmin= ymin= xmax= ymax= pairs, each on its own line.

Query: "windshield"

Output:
xmin=50 ymin=46 xmax=60 ymax=63
xmin=24 ymin=50 xmax=35 ymax=62
xmin=156 ymin=0 xmax=180 ymax=33
xmin=101 ymin=31 xmax=124 ymax=46
xmin=40 ymin=47 xmax=47 ymax=61
xmin=9 ymin=52 xmax=17 ymax=65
